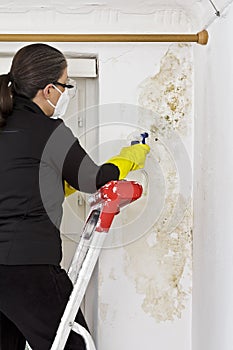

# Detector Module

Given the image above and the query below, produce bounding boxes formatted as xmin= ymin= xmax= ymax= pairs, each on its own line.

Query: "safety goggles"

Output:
xmin=52 ymin=78 xmax=77 ymax=98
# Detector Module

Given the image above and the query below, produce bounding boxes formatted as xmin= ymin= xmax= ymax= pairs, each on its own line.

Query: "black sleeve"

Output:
xmin=62 ymin=139 xmax=119 ymax=193
xmin=47 ymin=120 xmax=119 ymax=193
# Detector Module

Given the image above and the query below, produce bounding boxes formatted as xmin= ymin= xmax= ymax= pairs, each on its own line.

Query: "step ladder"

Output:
xmin=50 ymin=180 xmax=143 ymax=350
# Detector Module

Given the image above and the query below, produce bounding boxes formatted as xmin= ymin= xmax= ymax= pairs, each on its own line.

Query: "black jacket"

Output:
xmin=0 ymin=96 xmax=119 ymax=265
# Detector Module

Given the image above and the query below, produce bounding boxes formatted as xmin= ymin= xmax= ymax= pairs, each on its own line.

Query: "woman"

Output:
xmin=0 ymin=43 xmax=149 ymax=350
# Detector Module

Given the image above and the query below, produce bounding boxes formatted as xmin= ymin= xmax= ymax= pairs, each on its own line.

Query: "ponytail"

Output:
xmin=0 ymin=73 xmax=13 ymax=128
xmin=0 ymin=44 xmax=67 ymax=129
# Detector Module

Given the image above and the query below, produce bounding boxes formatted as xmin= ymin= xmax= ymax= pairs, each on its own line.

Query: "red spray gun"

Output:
xmin=87 ymin=180 xmax=143 ymax=233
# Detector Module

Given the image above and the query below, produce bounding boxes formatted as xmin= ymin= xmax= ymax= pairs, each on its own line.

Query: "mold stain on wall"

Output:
xmin=124 ymin=44 xmax=193 ymax=322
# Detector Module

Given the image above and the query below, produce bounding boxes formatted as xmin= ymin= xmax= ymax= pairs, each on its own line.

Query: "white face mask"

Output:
xmin=47 ymin=85 xmax=70 ymax=119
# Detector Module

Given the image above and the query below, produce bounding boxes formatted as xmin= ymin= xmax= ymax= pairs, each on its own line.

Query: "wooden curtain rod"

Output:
xmin=0 ymin=30 xmax=208 ymax=45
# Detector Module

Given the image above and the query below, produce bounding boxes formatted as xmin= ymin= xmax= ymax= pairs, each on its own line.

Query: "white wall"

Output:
xmin=193 ymin=4 xmax=233 ymax=350
xmin=95 ymin=43 xmax=193 ymax=350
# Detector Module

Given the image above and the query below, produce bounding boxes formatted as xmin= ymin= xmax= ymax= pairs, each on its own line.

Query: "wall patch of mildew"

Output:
xmin=99 ymin=303 xmax=109 ymax=322
xmin=124 ymin=206 xmax=192 ymax=322
xmin=138 ymin=44 xmax=193 ymax=138
xmin=124 ymin=44 xmax=193 ymax=322
xmin=109 ymin=268 xmax=117 ymax=280
xmin=99 ymin=301 xmax=117 ymax=326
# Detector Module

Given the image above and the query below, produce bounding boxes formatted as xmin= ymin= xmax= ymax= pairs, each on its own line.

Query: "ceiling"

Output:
xmin=0 ymin=0 xmax=221 ymax=11
xmin=0 ymin=0 xmax=205 ymax=12
xmin=0 ymin=0 xmax=230 ymax=31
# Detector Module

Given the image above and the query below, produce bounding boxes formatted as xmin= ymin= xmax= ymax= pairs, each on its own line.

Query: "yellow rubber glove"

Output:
xmin=64 ymin=181 xmax=77 ymax=197
xmin=106 ymin=143 xmax=150 ymax=179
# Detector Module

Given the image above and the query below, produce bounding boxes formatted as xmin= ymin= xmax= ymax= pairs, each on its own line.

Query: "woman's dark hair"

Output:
xmin=0 ymin=43 xmax=67 ymax=128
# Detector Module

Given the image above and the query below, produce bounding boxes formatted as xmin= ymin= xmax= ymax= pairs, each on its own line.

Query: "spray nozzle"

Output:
xmin=131 ymin=132 xmax=149 ymax=145
xmin=140 ymin=132 xmax=149 ymax=144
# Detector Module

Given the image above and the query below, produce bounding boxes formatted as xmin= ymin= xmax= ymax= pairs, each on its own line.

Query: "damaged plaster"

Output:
xmin=124 ymin=44 xmax=193 ymax=322
xmin=139 ymin=44 xmax=193 ymax=138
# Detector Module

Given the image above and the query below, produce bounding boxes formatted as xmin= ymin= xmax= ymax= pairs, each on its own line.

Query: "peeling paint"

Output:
xmin=124 ymin=44 xmax=193 ymax=322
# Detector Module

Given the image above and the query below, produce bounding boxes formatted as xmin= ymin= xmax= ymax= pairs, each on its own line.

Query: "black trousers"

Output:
xmin=0 ymin=265 xmax=88 ymax=350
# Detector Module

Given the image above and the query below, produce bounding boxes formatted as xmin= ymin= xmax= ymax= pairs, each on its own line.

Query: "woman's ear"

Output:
xmin=32 ymin=84 xmax=55 ymax=117
xmin=43 ymin=84 xmax=54 ymax=99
